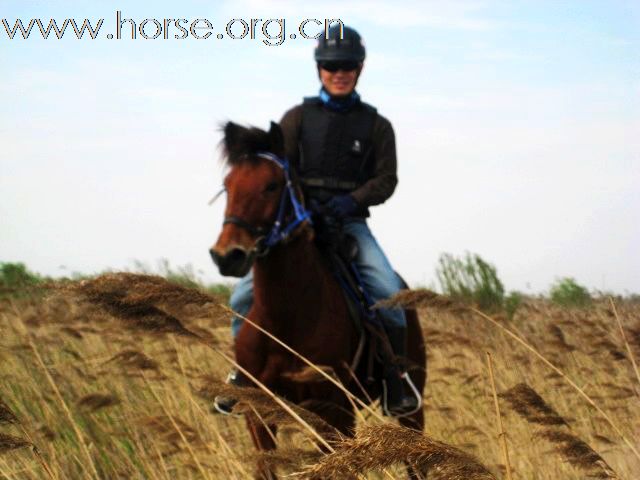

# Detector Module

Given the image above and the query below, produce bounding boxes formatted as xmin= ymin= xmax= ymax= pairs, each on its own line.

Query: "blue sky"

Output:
xmin=1 ymin=1 xmax=638 ymax=294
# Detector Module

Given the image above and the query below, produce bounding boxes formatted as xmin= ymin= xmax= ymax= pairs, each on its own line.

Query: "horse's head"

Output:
xmin=209 ymin=121 xmax=310 ymax=277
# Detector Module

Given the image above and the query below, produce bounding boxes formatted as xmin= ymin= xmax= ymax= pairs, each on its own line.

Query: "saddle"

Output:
xmin=312 ymin=212 xmax=401 ymax=386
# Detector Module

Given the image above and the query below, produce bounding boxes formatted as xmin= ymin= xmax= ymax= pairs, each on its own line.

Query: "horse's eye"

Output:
xmin=264 ymin=182 xmax=279 ymax=193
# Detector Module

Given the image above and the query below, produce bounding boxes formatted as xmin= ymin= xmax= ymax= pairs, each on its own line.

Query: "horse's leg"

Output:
xmin=324 ymin=399 xmax=356 ymax=439
xmin=301 ymin=394 xmax=356 ymax=449
xmin=399 ymin=409 xmax=427 ymax=480
xmin=240 ymin=352 xmax=284 ymax=479
xmin=246 ymin=413 xmax=278 ymax=480
xmin=398 ymin=306 xmax=428 ymax=479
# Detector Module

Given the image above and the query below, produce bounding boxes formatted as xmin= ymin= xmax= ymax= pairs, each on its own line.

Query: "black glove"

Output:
xmin=325 ymin=194 xmax=358 ymax=219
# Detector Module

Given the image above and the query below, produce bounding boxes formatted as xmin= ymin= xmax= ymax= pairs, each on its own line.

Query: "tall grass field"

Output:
xmin=0 ymin=262 xmax=638 ymax=479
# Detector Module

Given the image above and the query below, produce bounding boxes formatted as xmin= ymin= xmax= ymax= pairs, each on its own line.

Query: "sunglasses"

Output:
xmin=319 ymin=61 xmax=360 ymax=72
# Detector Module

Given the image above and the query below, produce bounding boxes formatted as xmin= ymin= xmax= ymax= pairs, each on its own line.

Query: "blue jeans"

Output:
xmin=229 ymin=218 xmax=406 ymax=338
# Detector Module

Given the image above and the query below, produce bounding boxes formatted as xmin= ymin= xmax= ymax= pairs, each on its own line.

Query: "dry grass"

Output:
xmin=500 ymin=383 xmax=568 ymax=426
xmin=374 ymin=288 xmax=465 ymax=312
xmin=500 ymin=383 xmax=619 ymax=478
xmin=76 ymin=393 xmax=121 ymax=413
xmin=0 ymin=275 xmax=638 ymax=479
xmin=298 ymin=423 xmax=496 ymax=480
xmin=536 ymin=430 xmax=619 ymax=478
xmin=0 ymin=399 xmax=18 ymax=426
xmin=0 ymin=433 xmax=31 ymax=453
xmin=486 ymin=353 xmax=513 ymax=480
xmin=106 ymin=349 xmax=161 ymax=371
xmin=195 ymin=377 xmax=341 ymax=440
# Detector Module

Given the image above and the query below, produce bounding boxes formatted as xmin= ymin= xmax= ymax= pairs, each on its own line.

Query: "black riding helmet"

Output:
xmin=314 ymin=25 xmax=366 ymax=63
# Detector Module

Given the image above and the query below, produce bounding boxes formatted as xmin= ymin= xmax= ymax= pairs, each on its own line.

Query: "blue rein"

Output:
xmin=255 ymin=152 xmax=312 ymax=251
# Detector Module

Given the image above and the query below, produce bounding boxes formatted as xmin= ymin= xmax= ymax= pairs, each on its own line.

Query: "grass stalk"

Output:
xmin=485 ymin=352 xmax=513 ymax=480
xmin=247 ymin=404 xmax=279 ymax=448
xmin=609 ymin=297 xmax=640 ymax=390
xmin=17 ymin=426 xmax=57 ymax=480
xmin=168 ymin=355 xmax=252 ymax=479
xmin=470 ymin=306 xmax=640 ymax=462
xmin=143 ymin=376 xmax=212 ymax=480
xmin=27 ymin=339 xmax=99 ymax=480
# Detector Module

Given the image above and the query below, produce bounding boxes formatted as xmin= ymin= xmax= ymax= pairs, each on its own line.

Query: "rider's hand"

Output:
xmin=308 ymin=198 xmax=323 ymax=215
xmin=325 ymin=194 xmax=358 ymax=219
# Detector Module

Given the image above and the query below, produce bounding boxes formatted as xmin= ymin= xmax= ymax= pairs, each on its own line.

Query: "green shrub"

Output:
xmin=504 ymin=291 xmax=523 ymax=320
xmin=159 ymin=260 xmax=201 ymax=290
xmin=0 ymin=262 xmax=43 ymax=288
xmin=550 ymin=277 xmax=591 ymax=307
xmin=436 ymin=252 xmax=505 ymax=312
xmin=0 ymin=262 xmax=46 ymax=297
xmin=204 ymin=283 xmax=232 ymax=302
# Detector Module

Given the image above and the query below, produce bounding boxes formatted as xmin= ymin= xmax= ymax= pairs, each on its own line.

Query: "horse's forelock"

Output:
xmin=221 ymin=122 xmax=274 ymax=166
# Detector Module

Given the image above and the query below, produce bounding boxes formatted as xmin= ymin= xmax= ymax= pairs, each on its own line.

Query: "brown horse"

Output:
xmin=210 ymin=121 xmax=426 ymax=479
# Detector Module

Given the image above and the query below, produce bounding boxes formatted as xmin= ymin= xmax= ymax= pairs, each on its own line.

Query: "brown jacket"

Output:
xmin=279 ymin=103 xmax=398 ymax=208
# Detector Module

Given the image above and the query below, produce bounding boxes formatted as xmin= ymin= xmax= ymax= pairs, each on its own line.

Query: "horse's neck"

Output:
xmin=252 ymin=231 xmax=328 ymax=327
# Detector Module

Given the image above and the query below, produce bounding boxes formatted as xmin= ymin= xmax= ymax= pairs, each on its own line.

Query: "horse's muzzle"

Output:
xmin=209 ymin=247 xmax=253 ymax=278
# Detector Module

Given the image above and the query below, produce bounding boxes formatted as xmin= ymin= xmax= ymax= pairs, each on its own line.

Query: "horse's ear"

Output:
xmin=223 ymin=121 xmax=243 ymax=153
xmin=268 ymin=121 xmax=284 ymax=156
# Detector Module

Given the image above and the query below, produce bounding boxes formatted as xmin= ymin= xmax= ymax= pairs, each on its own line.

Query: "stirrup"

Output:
xmin=382 ymin=372 xmax=423 ymax=418
xmin=213 ymin=371 xmax=243 ymax=417
xmin=213 ymin=397 xmax=239 ymax=416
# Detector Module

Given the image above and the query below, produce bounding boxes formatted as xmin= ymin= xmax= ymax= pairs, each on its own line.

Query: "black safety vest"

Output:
xmin=298 ymin=97 xmax=378 ymax=194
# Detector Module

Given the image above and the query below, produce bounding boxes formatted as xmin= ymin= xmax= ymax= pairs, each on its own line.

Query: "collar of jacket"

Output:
xmin=318 ymin=87 xmax=361 ymax=112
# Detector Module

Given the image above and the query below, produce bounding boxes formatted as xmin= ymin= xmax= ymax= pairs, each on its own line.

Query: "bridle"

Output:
xmin=222 ymin=152 xmax=312 ymax=256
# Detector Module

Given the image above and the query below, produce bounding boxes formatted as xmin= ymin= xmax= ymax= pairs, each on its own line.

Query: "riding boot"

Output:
xmin=383 ymin=326 xmax=420 ymax=417
xmin=213 ymin=369 xmax=249 ymax=415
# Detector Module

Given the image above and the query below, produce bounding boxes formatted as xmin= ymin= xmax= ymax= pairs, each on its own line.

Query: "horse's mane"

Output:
xmin=220 ymin=121 xmax=284 ymax=166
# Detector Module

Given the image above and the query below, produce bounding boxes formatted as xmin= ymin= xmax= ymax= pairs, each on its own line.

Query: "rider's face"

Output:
xmin=319 ymin=63 xmax=362 ymax=97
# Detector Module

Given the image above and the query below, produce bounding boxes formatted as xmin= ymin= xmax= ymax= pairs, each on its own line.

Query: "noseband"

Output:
xmin=223 ymin=216 xmax=269 ymax=238
xmin=223 ymin=152 xmax=312 ymax=255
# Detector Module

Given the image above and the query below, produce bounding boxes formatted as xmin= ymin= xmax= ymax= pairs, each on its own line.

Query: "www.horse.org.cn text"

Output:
xmin=1 ymin=13 xmax=345 ymax=46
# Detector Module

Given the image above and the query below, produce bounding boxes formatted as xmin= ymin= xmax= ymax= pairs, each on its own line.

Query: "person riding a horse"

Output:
xmin=217 ymin=24 xmax=419 ymax=417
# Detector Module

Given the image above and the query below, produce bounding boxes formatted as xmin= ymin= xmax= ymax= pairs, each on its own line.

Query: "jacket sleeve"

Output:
xmin=278 ymin=105 xmax=303 ymax=167
xmin=350 ymin=115 xmax=398 ymax=207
